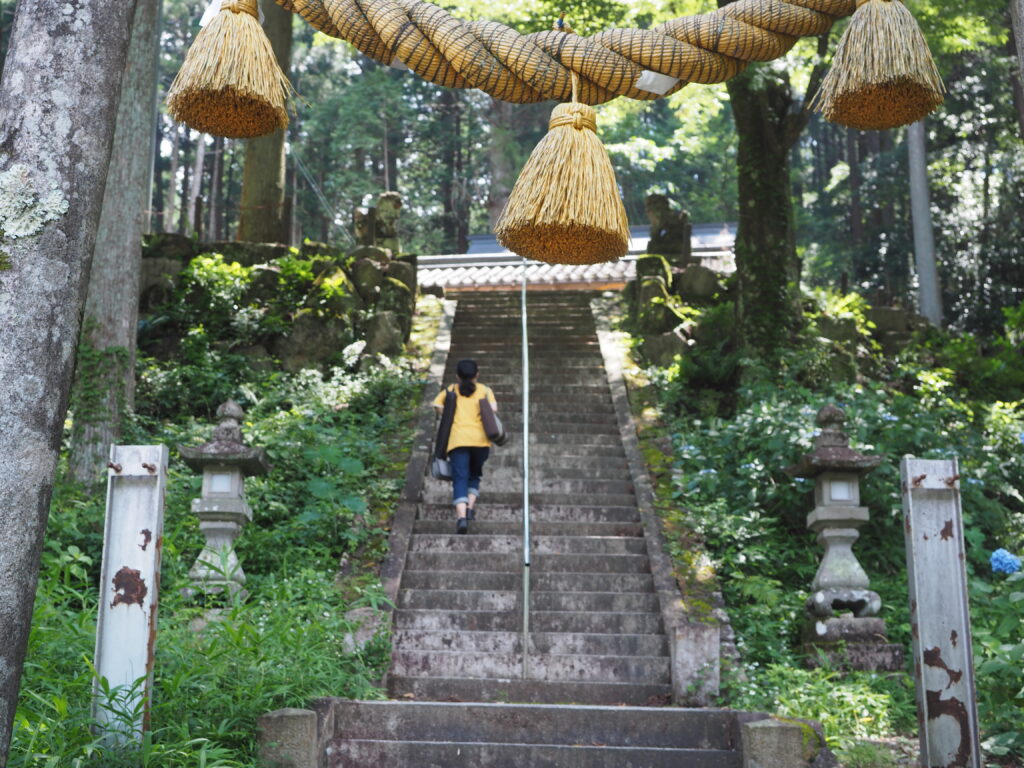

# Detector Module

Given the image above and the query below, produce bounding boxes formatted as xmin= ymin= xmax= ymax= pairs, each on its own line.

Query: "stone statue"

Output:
xmin=353 ymin=206 xmax=376 ymax=246
xmin=645 ymin=193 xmax=691 ymax=268
xmin=376 ymin=191 xmax=403 ymax=254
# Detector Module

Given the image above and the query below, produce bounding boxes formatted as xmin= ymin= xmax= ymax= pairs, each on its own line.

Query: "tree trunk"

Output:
xmin=237 ymin=0 xmax=291 ymax=243
xmin=847 ymin=128 xmax=864 ymax=246
xmin=907 ymin=120 xmax=942 ymax=327
xmin=725 ymin=64 xmax=818 ymax=353
xmin=177 ymin=130 xmax=192 ymax=233
xmin=67 ymin=0 xmax=161 ymax=488
xmin=163 ymin=122 xmax=180 ymax=232
xmin=486 ymin=99 xmax=516 ymax=229
xmin=0 ymin=0 xmax=136 ymax=759
xmin=208 ymin=134 xmax=224 ymax=240
xmin=187 ymin=132 xmax=206 ymax=237
xmin=1008 ymin=17 xmax=1024 ymax=138
xmin=1012 ymin=0 xmax=1024 ymax=100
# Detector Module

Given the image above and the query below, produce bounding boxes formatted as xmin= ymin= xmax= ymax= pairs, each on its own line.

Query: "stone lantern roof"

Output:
xmin=179 ymin=400 xmax=270 ymax=476
xmin=785 ymin=404 xmax=882 ymax=479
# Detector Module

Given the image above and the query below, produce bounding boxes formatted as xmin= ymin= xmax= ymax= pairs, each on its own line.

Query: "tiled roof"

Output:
xmin=420 ymin=258 xmax=636 ymax=291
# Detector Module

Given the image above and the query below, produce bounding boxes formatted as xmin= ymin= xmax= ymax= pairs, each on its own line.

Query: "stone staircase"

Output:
xmin=388 ymin=291 xmax=675 ymax=707
xmin=308 ymin=291 xmax=793 ymax=767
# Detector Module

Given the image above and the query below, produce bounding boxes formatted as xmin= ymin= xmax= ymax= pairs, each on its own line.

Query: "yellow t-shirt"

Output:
xmin=433 ymin=383 xmax=497 ymax=452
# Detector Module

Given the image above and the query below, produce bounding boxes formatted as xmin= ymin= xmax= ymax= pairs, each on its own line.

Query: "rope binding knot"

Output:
xmin=222 ymin=0 xmax=259 ymax=18
xmin=548 ymin=104 xmax=597 ymax=132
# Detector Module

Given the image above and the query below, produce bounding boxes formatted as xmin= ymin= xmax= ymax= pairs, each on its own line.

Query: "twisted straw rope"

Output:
xmin=272 ymin=0 xmax=857 ymax=104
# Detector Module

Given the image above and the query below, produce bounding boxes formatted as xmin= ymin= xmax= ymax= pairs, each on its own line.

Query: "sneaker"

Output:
xmin=466 ymin=506 xmax=476 ymax=521
xmin=456 ymin=518 xmax=468 ymax=535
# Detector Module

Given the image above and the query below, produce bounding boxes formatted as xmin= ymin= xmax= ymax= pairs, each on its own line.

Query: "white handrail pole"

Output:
xmin=521 ymin=262 xmax=530 ymax=679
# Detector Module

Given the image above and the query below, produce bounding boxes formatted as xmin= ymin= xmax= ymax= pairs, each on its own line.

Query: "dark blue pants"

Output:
xmin=449 ymin=446 xmax=489 ymax=505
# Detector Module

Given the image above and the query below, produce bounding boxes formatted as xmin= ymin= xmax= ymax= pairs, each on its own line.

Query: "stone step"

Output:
xmin=389 ymin=650 xmax=670 ymax=684
xmin=408 ymin=535 xmax=648 ymax=556
xmin=332 ymin=739 xmax=740 ymax=767
xmin=392 ymin=629 xmax=668 ymax=656
xmin=412 ymin=520 xmax=644 ymax=538
xmin=417 ymin=503 xmax=640 ymax=523
xmin=385 ymin=676 xmax=674 ymax=706
xmin=399 ymin=570 xmax=654 ymax=594
xmin=422 ymin=492 xmax=639 ymax=508
xmin=486 ymin=455 xmax=629 ymax=471
xmin=328 ymin=700 xmax=739 ymax=750
xmin=398 ymin=589 xmax=660 ymax=614
xmin=394 ymin=609 xmax=663 ymax=634
xmin=404 ymin=552 xmax=651 ymax=574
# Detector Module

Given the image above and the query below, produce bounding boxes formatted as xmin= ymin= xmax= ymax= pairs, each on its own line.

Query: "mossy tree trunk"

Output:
xmin=0 ymin=0 xmax=136 ymax=760
xmin=68 ymin=0 xmax=161 ymax=488
xmin=723 ymin=40 xmax=827 ymax=356
xmin=237 ymin=0 xmax=292 ymax=243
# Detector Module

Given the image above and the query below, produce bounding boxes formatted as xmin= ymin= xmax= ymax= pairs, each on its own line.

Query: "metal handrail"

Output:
xmin=521 ymin=262 xmax=530 ymax=680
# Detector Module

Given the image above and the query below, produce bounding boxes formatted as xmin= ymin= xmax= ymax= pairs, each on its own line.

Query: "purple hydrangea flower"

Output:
xmin=991 ymin=548 xmax=1022 ymax=575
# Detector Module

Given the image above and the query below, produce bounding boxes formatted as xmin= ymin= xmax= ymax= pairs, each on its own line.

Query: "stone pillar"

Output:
xmin=258 ymin=708 xmax=318 ymax=768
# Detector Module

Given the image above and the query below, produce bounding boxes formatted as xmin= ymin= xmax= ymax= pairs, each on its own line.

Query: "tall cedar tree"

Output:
xmin=68 ymin=0 xmax=162 ymax=487
xmin=0 ymin=0 xmax=137 ymax=760
xmin=238 ymin=0 xmax=292 ymax=243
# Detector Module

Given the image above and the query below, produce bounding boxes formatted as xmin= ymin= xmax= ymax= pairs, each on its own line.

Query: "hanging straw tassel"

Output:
xmin=167 ymin=0 xmax=291 ymax=139
xmin=495 ymin=78 xmax=630 ymax=265
xmin=813 ymin=0 xmax=944 ymax=131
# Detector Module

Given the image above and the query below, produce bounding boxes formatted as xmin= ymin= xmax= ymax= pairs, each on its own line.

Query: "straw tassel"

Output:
xmin=495 ymin=90 xmax=629 ymax=265
xmin=813 ymin=0 xmax=944 ymax=131
xmin=167 ymin=0 xmax=291 ymax=139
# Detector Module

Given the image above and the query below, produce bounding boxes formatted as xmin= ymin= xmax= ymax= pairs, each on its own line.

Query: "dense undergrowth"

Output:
xmin=631 ymin=290 xmax=1024 ymax=765
xmin=10 ymin=252 xmax=432 ymax=767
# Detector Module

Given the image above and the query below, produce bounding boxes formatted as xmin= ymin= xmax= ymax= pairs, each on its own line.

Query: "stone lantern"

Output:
xmin=179 ymin=400 xmax=269 ymax=599
xmin=786 ymin=404 xmax=903 ymax=671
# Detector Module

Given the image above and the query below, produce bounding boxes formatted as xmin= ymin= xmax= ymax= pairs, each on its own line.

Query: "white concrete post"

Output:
xmin=92 ymin=445 xmax=169 ymax=743
xmin=901 ymin=457 xmax=981 ymax=768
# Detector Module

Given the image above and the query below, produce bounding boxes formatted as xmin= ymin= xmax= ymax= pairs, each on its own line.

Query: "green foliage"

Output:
xmin=836 ymin=740 xmax=901 ymax=768
xmin=646 ymin=294 xmax=1024 ymax=754
xmin=970 ymin=569 xmax=1024 ymax=757
xmin=12 ymin=354 xmax=420 ymax=765
xmin=136 ymin=250 xmax=372 ymax=421
xmin=729 ymin=664 xmax=916 ymax=750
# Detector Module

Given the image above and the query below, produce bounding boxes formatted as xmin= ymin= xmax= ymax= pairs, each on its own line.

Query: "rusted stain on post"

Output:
xmin=110 ymin=566 xmax=147 ymax=608
xmin=901 ymin=457 xmax=981 ymax=768
xmin=139 ymin=528 xmax=152 ymax=551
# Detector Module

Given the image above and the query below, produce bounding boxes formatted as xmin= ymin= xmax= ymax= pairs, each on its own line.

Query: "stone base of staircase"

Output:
xmin=258 ymin=700 xmax=833 ymax=768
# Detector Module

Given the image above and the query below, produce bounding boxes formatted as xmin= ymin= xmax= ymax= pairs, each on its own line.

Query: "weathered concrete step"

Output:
xmin=417 ymin=503 xmax=639 ymax=523
xmin=328 ymin=700 xmax=740 ymax=750
xmin=532 ymin=610 xmax=664 ymax=634
xmin=394 ymin=608 xmax=662 ymax=634
xmin=389 ymin=650 xmax=670 ymax=684
xmin=395 ymin=608 xmax=519 ymax=632
xmin=385 ymin=676 xmax=673 ymax=706
xmin=430 ymin=475 xmax=634 ymax=495
xmin=408 ymin=534 xmax=647 ymax=556
xmin=330 ymin=739 xmax=740 ymax=767
xmin=400 ymin=569 xmax=654 ymax=594
xmin=412 ymin=520 xmax=644 ymax=538
xmin=398 ymin=589 xmax=518 ymax=611
xmin=391 ymin=630 xmax=668 ymax=656
xmin=487 ymin=455 xmax=628 ymax=471
xmin=404 ymin=552 xmax=650 ymax=573
xmin=398 ymin=589 xmax=659 ymax=614
xmin=422 ymin=492 xmax=639 ymax=508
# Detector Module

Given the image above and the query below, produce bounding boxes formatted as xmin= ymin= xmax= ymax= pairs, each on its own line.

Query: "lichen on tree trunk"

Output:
xmin=0 ymin=0 xmax=137 ymax=759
